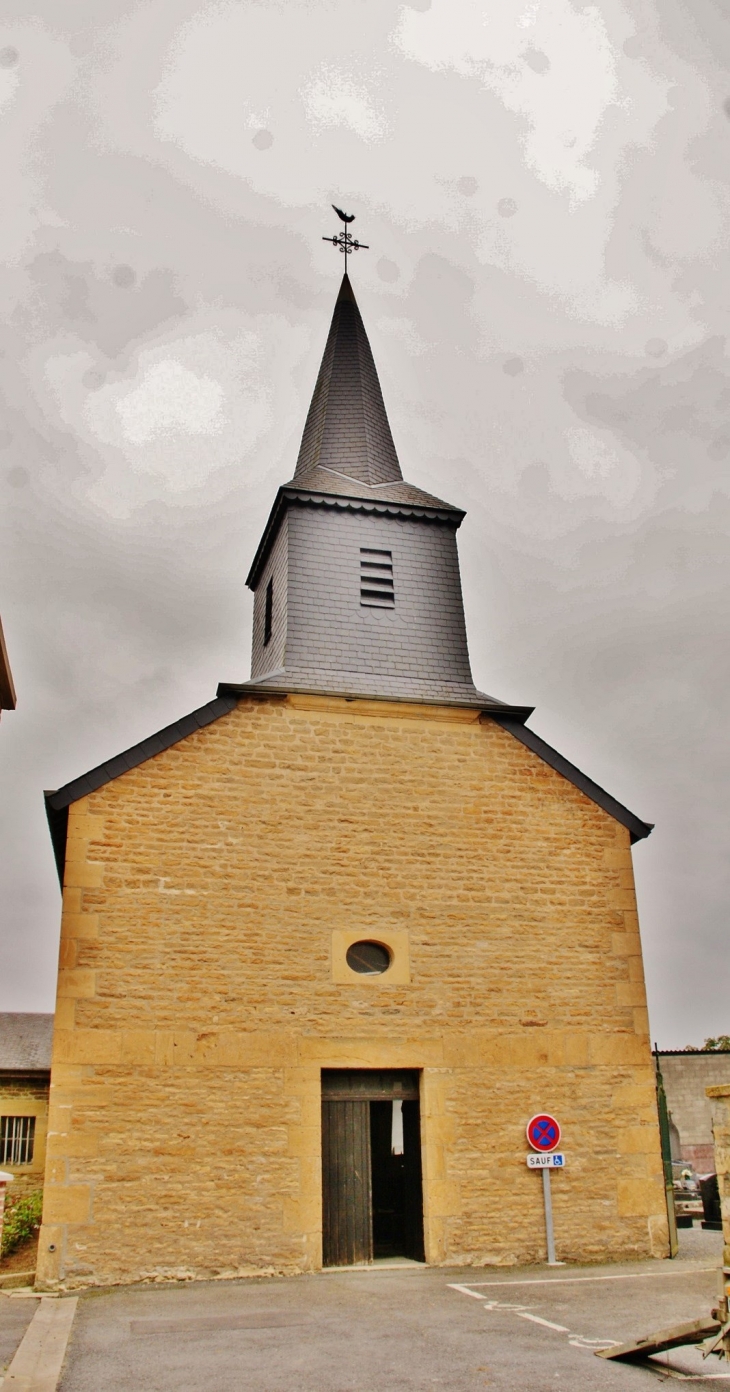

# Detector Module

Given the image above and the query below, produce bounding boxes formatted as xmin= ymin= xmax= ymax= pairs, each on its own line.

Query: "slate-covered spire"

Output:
xmin=294 ymin=274 xmax=402 ymax=487
xmin=239 ymin=270 xmax=510 ymax=710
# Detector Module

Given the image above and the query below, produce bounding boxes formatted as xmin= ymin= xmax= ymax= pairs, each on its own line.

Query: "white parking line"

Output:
xmin=448 ymin=1276 xmax=730 ymax=1380
xmin=448 ymin=1268 xmax=716 ymax=1291
xmin=517 ymin=1313 xmax=569 ymax=1332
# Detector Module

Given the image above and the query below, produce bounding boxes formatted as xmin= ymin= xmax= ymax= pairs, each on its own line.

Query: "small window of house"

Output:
xmin=263 ymin=577 xmax=273 ymax=646
xmin=0 ymin=1115 xmax=35 ymax=1166
xmin=360 ymin=549 xmax=394 ymax=608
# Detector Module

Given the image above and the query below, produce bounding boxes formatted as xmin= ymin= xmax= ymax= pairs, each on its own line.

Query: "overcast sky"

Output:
xmin=1 ymin=0 xmax=728 ymax=1046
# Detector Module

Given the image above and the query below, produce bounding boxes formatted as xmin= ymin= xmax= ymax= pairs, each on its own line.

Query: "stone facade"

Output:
xmin=659 ymin=1051 xmax=730 ymax=1172
xmin=0 ymin=1075 xmax=49 ymax=1200
xmin=36 ymin=693 xmax=666 ymax=1290
xmin=0 ymin=1014 xmax=53 ymax=1201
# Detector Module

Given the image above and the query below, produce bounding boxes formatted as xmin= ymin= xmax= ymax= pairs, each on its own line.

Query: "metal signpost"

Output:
xmin=526 ymin=1114 xmax=563 ymax=1266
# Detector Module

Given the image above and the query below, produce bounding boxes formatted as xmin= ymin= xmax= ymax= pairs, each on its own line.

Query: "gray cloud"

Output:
xmin=0 ymin=0 xmax=728 ymax=1043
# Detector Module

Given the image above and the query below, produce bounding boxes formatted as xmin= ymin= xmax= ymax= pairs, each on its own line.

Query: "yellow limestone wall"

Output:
xmin=0 ymin=1076 xmax=49 ymax=1199
xmin=36 ymin=694 xmax=667 ymax=1288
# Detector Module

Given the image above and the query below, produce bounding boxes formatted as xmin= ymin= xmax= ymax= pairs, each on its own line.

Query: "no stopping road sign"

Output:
xmin=526 ymin=1113 xmax=561 ymax=1152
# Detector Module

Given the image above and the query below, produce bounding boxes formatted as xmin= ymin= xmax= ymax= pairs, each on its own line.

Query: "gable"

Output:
xmin=45 ymin=689 xmax=651 ymax=888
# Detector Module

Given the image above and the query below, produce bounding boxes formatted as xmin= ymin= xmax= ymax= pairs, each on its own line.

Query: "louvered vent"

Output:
xmin=360 ymin=549 xmax=395 ymax=608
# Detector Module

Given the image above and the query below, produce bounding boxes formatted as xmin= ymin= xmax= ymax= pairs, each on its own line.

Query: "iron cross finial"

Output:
xmin=322 ymin=205 xmax=369 ymax=266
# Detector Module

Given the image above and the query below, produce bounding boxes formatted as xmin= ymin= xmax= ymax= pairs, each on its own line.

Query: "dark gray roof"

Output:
xmin=488 ymin=714 xmax=653 ymax=844
xmin=0 ymin=1013 xmax=53 ymax=1071
xmin=247 ymin=277 xmax=464 ymax=592
xmin=46 ymin=694 xmax=236 ymax=813
xmin=45 ymin=694 xmax=238 ymax=880
xmin=43 ymin=686 xmax=651 ymax=887
xmin=224 ymin=674 xmax=513 ymax=708
xmin=287 ymin=465 xmax=460 ymax=513
xmin=294 ymin=273 xmax=402 ymax=487
xmin=245 ymin=476 xmax=463 ymax=592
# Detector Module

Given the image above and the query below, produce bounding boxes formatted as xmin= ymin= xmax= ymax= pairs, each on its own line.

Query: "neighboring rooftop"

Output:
xmin=0 ymin=1013 xmax=53 ymax=1072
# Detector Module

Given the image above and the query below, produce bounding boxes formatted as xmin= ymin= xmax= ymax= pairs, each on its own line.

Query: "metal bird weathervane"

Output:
xmin=323 ymin=205 xmax=369 ymax=266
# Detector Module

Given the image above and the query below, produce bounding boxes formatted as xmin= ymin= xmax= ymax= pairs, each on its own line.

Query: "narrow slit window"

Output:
xmin=360 ymin=549 xmax=395 ymax=609
xmin=0 ymin=1115 xmax=35 ymax=1166
xmin=263 ymin=577 xmax=273 ymax=646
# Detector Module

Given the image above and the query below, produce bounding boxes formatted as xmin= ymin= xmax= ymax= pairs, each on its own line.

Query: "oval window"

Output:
xmin=346 ymin=941 xmax=391 ymax=975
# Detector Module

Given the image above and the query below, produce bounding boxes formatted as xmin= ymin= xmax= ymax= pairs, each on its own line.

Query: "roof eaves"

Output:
xmin=487 ymin=713 xmax=653 ymax=843
xmin=245 ymin=485 xmax=465 ymax=591
xmin=0 ymin=1068 xmax=52 ymax=1081
xmin=217 ymin=678 xmax=533 ymax=720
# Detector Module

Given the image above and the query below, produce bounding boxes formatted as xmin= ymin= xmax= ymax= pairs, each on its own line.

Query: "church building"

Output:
xmin=38 ymin=271 xmax=667 ymax=1289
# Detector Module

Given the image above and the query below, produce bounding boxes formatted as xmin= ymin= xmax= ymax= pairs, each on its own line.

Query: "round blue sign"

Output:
xmin=526 ymin=1114 xmax=561 ymax=1152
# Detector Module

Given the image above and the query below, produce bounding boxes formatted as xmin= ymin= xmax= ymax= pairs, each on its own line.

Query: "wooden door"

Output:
xmin=321 ymin=1099 xmax=373 ymax=1266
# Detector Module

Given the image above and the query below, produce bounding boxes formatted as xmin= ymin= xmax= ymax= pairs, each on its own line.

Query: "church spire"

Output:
xmin=294 ymin=274 xmax=402 ymax=487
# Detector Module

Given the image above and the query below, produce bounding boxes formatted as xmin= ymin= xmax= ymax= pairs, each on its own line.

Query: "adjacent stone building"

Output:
xmin=659 ymin=1050 xmax=730 ymax=1173
xmin=0 ymin=1014 xmax=53 ymax=1199
xmin=37 ymin=274 xmax=667 ymax=1289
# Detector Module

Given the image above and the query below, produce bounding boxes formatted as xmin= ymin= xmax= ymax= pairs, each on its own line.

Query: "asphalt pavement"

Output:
xmin=1 ymin=1227 xmax=726 ymax=1391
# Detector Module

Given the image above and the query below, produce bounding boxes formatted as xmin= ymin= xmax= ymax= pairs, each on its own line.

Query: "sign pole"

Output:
xmin=526 ymin=1114 xmax=562 ymax=1267
xmin=542 ymin=1166 xmax=557 ymax=1265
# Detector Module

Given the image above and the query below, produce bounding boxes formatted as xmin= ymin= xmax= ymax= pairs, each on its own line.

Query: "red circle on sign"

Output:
xmin=526 ymin=1114 xmax=561 ymax=1152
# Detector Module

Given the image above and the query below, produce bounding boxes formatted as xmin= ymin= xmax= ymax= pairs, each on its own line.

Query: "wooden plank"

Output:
xmin=322 ymin=1099 xmax=372 ymax=1265
xmin=595 ymin=1316 xmax=721 ymax=1361
xmin=321 ymin=1070 xmax=419 ymax=1101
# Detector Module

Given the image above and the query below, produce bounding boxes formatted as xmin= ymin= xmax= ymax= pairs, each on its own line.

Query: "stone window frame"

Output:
xmin=331 ymin=929 xmax=410 ymax=985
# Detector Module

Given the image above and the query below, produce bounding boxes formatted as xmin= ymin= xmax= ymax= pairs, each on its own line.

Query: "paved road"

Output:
xmin=45 ymin=1230 xmax=725 ymax=1391
xmin=1 ymin=1228 xmax=725 ymax=1390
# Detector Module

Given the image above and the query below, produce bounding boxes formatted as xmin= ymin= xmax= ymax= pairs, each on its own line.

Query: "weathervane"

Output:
xmin=322 ymin=205 xmax=369 ymax=266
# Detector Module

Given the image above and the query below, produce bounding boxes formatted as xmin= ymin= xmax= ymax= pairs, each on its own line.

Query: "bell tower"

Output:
xmin=243 ymin=274 xmax=499 ymax=707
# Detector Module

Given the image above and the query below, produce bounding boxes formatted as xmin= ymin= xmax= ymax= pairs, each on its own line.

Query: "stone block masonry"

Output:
xmin=659 ymin=1052 xmax=730 ymax=1172
xmin=0 ymin=1075 xmax=49 ymax=1199
xmin=36 ymin=693 xmax=666 ymax=1289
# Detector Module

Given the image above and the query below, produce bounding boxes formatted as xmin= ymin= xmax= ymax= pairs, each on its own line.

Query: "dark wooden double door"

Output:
xmin=321 ymin=1070 xmax=425 ymax=1267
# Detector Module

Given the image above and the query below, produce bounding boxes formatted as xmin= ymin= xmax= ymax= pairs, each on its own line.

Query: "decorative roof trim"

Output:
xmin=486 ymin=713 xmax=653 ymax=843
xmin=246 ymin=485 xmax=465 ymax=591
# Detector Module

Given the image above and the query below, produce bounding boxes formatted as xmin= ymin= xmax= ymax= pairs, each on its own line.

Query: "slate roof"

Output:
xmin=286 ymin=465 xmax=459 ymax=513
xmin=245 ymin=471 xmax=463 ymax=592
xmin=42 ymin=274 xmax=654 ymax=880
xmin=0 ymin=1013 xmax=53 ymax=1072
xmin=294 ymin=273 xmax=403 ymax=487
